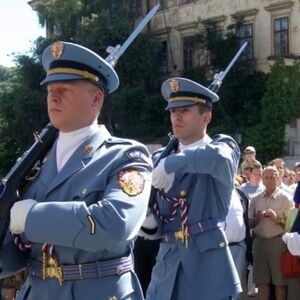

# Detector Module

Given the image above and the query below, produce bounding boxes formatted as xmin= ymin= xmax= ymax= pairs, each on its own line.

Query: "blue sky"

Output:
xmin=0 ymin=0 xmax=46 ymax=67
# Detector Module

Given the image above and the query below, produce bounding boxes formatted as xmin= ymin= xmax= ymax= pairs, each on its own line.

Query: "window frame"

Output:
xmin=238 ymin=23 xmax=254 ymax=61
xmin=183 ymin=36 xmax=194 ymax=70
xmin=159 ymin=40 xmax=168 ymax=73
xmin=273 ymin=16 xmax=289 ymax=56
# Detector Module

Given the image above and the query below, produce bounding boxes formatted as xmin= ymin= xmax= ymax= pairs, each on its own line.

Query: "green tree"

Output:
xmin=249 ymin=59 xmax=300 ymax=163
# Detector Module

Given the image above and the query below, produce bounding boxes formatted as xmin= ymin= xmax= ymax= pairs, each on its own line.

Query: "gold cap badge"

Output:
xmin=51 ymin=41 xmax=64 ymax=60
xmin=169 ymin=79 xmax=179 ymax=93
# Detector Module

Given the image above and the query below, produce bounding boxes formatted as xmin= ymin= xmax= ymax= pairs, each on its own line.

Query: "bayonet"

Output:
xmin=208 ymin=42 xmax=248 ymax=92
xmin=105 ymin=3 xmax=160 ymax=67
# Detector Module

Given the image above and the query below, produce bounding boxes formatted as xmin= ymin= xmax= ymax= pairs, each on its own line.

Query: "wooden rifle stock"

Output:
xmin=0 ymin=123 xmax=58 ymax=246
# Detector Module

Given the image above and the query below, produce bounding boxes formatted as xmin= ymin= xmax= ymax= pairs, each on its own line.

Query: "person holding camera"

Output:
xmin=249 ymin=166 xmax=293 ymax=300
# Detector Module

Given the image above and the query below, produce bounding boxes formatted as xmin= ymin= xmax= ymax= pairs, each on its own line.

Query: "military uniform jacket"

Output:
xmin=0 ymin=125 xmax=152 ymax=300
xmin=147 ymin=134 xmax=241 ymax=300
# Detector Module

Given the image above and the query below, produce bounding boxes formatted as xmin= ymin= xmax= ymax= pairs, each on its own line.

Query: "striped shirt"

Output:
xmin=248 ymin=188 xmax=293 ymax=238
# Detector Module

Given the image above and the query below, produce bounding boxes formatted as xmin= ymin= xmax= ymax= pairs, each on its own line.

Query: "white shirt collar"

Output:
xmin=56 ymin=122 xmax=98 ymax=172
xmin=179 ymin=134 xmax=212 ymax=152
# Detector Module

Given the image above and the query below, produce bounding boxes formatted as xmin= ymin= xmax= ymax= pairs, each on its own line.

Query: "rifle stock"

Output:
xmin=0 ymin=123 xmax=58 ymax=246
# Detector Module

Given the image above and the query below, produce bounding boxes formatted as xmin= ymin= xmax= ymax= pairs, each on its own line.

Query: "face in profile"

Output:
xmin=170 ymin=105 xmax=211 ymax=145
xmin=47 ymin=80 xmax=103 ymax=132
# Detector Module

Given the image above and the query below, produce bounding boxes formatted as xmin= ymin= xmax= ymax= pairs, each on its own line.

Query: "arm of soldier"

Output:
xmin=163 ymin=135 xmax=240 ymax=186
xmin=139 ymin=209 xmax=162 ymax=240
xmin=0 ymin=233 xmax=27 ymax=279
xmin=282 ymin=232 xmax=300 ymax=256
xmin=23 ymin=145 xmax=152 ymax=252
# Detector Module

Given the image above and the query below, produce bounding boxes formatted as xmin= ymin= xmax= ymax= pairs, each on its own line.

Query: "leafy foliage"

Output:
xmin=0 ymin=84 xmax=48 ymax=171
xmin=250 ymin=59 xmax=300 ymax=163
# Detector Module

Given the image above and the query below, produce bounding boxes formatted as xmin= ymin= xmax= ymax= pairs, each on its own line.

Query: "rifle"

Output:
xmin=0 ymin=4 xmax=161 ymax=247
xmin=0 ymin=124 xmax=58 ymax=246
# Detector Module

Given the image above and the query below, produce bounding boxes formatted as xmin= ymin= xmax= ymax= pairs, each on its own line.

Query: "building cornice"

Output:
xmin=264 ymin=1 xmax=294 ymax=12
xmin=202 ymin=15 xmax=227 ymax=25
xmin=174 ymin=21 xmax=198 ymax=31
xmin=231 ymin=8 xmax=259 ymax=19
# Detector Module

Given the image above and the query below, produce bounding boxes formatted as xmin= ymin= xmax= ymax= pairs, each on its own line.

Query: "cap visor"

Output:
xmin=40 ymin=74 xmax=84 ymax=86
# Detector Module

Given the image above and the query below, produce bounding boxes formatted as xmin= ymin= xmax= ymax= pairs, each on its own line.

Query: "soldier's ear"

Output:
xmin=92 ymin=88 xmax=104 ymax=108
xmin=203 ymin=111 xmax=212 ymax=124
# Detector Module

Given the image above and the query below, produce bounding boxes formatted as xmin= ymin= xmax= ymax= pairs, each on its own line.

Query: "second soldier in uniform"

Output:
xmin=146 ymin=77 xmax=241 ymax=299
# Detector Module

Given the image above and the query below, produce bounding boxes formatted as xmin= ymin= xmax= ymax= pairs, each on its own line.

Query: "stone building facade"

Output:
xmin=135 ymin=0 xmax=300 ymax=74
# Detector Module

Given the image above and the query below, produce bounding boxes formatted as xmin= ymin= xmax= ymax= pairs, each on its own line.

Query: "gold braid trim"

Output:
xmin=169 ymin=96 xmax=206 ymax=104
xmin=48 ymin=68 xmax=99 ymax=82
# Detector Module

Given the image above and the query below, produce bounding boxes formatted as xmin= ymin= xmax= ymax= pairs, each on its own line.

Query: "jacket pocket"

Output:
xmin=193 ymin=227 xmax=228 ymax=253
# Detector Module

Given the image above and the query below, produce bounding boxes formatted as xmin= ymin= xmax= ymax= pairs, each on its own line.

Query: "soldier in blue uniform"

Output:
xmin=0 ymin=41 xmax=152 ymax=300
xmin=146 ymin=77 xmax=242 ymax=299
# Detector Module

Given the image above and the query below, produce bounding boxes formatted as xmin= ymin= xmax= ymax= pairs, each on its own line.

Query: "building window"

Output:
xmin=158 ymin=0 xmax=166 ymax=9
xmin=274 ymin=17 xmax=289 ymax=56
xmin=183 ymin=36 xmax=194 ymax=69
xmin=130 ymin=0 xmax=142 ymax=17
xmin=159 ymin=41 xmax=168 ymax=73
xmin=238 ymin=24 xmax=254 ymax=60
xmin=181 ymin=0 xmax=193 ymax=5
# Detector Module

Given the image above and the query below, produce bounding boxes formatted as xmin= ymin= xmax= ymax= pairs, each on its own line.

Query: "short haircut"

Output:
xmin=198 ymin=103 xmax=212 ymax=114
xmin=263 ymin=165 xmax=279 ymax=176
xmin=250 ymin=160 xmax=263 ymax=172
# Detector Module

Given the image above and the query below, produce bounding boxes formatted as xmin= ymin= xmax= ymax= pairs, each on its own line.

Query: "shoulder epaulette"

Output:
xmin=105 ymin=137 xmax=132 ymax=145
xmin=212 ymin=134 xmax=238 ymax=150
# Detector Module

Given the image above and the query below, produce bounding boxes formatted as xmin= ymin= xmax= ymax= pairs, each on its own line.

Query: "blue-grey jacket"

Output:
xmin=0 ymin=125 xmax=152 ymax=300
xmin=146 ymin=134 xmax=241 ymax=300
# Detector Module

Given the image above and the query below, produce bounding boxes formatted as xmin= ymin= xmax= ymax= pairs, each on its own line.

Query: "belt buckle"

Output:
xmin=43 ymin=257 xmax=64 ymax=286
xmin=174 ymin=227 xmax=189 ymax=248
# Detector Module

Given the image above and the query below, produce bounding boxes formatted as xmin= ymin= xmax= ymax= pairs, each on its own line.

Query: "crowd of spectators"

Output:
xmin=236 ymin=146 xmax=300 ymax=300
